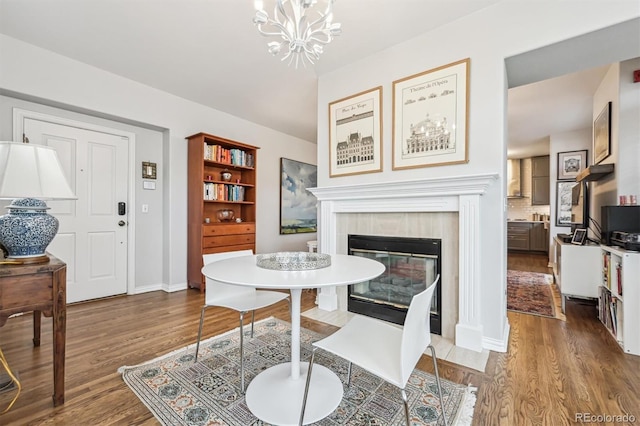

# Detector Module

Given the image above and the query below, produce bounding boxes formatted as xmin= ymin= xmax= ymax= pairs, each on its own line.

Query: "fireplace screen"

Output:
xmin=348 ymin=235 xmax=441 ymax=334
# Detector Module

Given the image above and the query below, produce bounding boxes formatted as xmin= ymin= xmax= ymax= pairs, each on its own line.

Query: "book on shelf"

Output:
xmin=203 ymin=143 xmax=254 ymax=168
xmin=609 ymin=298 xmax=617 ymax=336
xmin=603 ymin=252 xmax=611 ymax=288
xmin=599 ymin=286 xmax=609 ymax=327
xmin=616 ymin=301 xmax=624 ymax=346
xmin=203 ymin=183 xmax=245 ymax=202
xmin=616 ymin=263 xmax=622 ymax=296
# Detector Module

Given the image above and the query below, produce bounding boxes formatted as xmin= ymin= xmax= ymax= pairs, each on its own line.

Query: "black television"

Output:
xmin=601 ymin=205 xmax=640 ymax=245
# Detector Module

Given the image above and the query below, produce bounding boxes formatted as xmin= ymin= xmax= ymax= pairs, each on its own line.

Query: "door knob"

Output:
xmin=118 ymin=220 xmax=126 ymax=227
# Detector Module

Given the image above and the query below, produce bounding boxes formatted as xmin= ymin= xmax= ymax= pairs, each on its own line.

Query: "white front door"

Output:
xmin=23 ymin=118 xmax=129 ymax=303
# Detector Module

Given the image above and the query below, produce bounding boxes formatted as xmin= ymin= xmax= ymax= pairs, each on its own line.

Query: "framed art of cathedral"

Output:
xmin=392 ymin=58 xmax=470 ymax=170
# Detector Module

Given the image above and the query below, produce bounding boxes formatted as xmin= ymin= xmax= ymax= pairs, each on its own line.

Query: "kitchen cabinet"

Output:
xmin=529 ymin=222 xmax=549 ymax=251
xmin=531 ymin=155 xmax=550 ymax=205
xmin=507 ymin=222 xmax=531 ymax=250
xmin=531 ymin=155 xmax=549 ymax=177
xmin=507 ymin=221 xmax=549 ymax=253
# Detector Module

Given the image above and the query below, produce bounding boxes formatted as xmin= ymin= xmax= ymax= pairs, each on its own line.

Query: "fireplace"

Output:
xmin=309 ymin=174 xmax=500 ymax=352
xmin=348 ymin=234 xmax=442 ymax=334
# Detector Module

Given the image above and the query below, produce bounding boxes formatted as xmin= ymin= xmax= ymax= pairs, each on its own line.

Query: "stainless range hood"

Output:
xmin=507 ymin=159 xmax=523 ymax=198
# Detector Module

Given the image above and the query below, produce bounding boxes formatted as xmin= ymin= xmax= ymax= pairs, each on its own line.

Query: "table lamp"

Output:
xmin=0 ymin=141 xmax=77 ymax=264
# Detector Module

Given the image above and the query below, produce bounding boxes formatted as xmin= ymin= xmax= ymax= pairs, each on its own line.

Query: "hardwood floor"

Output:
xmin=1 ymin=271 xmax=639 ymax=425
xmin=507 ymin=251 xmax=552 ymax=274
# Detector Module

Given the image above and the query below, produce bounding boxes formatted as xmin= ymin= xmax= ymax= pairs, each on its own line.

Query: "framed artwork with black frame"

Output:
xmin=557 ymin=150 xmax=587 ymax=180
xmin=556 ymin=181 xmax=587 ymax=228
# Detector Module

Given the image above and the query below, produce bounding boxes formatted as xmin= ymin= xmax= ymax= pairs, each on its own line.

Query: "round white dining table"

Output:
xmin=201 ymin=253 xmax=385 ymax=426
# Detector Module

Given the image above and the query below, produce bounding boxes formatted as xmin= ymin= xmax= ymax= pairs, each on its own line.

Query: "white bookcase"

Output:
xmin=599 ymin=245 xmax=640 ymax=356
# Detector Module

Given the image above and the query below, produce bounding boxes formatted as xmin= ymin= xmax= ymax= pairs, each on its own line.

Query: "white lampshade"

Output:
xmin=0 ymin=141 xmax=77 ymax=200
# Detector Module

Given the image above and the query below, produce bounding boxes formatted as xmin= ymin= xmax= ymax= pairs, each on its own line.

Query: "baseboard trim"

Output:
xmin=483 ymin=320 xmax=510 ymax=353
xmin=132 ymin=282 xmax=188 ymax=294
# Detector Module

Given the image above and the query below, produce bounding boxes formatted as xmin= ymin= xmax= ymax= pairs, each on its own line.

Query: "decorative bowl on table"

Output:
xmin=256 ymin=252 xmax=331 ymax=270
xmin=216 ymin=209 xmax=235 ymax=222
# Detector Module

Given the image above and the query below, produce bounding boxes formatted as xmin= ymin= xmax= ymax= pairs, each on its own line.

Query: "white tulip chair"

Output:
xmin=196 ymin=250 xmax=289 ymax=393
xmin=299 ymin=275 xmax=447 ymax=426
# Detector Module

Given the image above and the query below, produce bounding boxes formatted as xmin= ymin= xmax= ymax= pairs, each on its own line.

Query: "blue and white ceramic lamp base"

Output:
xmin=0 ymin=198 xmax=58 ymax=262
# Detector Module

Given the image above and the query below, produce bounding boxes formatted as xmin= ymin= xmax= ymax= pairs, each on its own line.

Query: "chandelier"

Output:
xmin=253 ymin=0 xmax=342 ymax=68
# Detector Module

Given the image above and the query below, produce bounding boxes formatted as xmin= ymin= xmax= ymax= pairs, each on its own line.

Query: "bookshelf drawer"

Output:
xmin=203 ymin=234 xmax=255 ymax=248
xmin=203 ymin=223 xmax=255 ymax=236
xmin=203 ymin=243 xmax=255 ymax=255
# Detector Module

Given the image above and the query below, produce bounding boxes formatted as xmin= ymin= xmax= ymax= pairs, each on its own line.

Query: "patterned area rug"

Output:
xmin=119 ymin=318 xmax=477 ymax=425
xmin=507 ymin=270 xmax=555 ymax=317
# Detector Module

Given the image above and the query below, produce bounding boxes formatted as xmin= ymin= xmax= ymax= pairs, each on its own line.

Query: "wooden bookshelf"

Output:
xmin=186 ymin=132 xmax=259 ymax=290
xmin=599 ymin=245 xmax=640 ymax=355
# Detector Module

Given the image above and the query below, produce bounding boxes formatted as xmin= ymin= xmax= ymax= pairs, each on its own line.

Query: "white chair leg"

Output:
xmin=427 ymin=344 xmax=448 ymax=426
xmin=250 ymin=310 xmax=255 ymax=338
xmin=239 ymin=311 xmax=246 ymax=393
xmin=299 ymin=347 xmax=318 ymax=426
xmin=401 ymin=388 xmax=410 ymax=426
xmin=194 ymin=305 xmax=208 ymax=362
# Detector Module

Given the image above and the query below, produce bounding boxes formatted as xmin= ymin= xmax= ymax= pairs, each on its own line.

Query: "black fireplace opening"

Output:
xmin=348 ymin=234 xmax=442 ymax=335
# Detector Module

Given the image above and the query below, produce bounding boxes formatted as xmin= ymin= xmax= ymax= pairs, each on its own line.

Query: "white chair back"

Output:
xmin=202 ymin=250 xmax=255 ymax=304
xmin=399 ymin=275 xmax=440 ymax=385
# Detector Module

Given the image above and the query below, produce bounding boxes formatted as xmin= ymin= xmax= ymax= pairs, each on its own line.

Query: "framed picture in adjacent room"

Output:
xmin=593 ymin=101 xmax=611 ymax=164
xmin=557 ymin=149 xmax=587 ymax=180
xmin=392 ymin=58 xmax=470 ymax=170
xmin=328 ymin=86 xmax=383 ymax=177
xmin=279 ymin=158 xmax=317 ymax=234
xmin=571 ymin=228 xmax=587 ymax=245
xmin=556 ymin=181 xmax=586 ymax=227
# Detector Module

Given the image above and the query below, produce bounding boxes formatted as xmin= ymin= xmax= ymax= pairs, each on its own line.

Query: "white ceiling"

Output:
xmin=0 ymin=0 xmax=623 ymax=156
xmin=507 ymin=65 xmax=610 ymax=159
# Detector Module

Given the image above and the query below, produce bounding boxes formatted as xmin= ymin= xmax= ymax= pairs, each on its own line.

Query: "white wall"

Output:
xmin=591 ymin=63 xmax=620 ymax=221
xmin=617 ymin=58 xmax=640 ymax=199
xmin=0 ymin=34 xmax=317 ymax=292
xmin=316 ymin=1 xmax=639 ymax=347
xmin=590 ymin=57 xmax=640 ymax=230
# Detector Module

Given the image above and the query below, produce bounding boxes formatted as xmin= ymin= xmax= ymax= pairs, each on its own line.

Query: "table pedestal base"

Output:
xmin=245 ymin=362 xmax=343 ymax=426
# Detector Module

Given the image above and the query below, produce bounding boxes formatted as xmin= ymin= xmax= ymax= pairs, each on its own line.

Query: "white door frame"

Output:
xmin=13 ymin=108 xmax=137 ymax=296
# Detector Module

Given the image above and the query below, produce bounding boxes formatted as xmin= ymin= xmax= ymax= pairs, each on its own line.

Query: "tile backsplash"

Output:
xmin=507 ymin=158 xmax=550 ymax=220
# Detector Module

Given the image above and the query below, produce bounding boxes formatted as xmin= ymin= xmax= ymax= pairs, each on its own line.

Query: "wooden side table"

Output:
xmin=0 ymin=255 xmax=67 ymax=406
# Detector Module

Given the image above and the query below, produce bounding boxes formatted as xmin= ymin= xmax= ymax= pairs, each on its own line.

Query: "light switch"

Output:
xmin=142 ymin=204 xmax=149 ymax=213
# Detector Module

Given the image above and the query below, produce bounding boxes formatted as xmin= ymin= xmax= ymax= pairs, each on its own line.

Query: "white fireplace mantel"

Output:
xmin=309 ymin=173 xmax=498 ymax=352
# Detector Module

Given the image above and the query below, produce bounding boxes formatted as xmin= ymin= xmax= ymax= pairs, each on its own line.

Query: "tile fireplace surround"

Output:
xmin=309 ymin=173 xmax=498 ymax=352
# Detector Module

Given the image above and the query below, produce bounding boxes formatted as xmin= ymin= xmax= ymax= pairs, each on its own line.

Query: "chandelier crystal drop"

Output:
xmin=253 ymin=0 xmax=342 ymax=68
